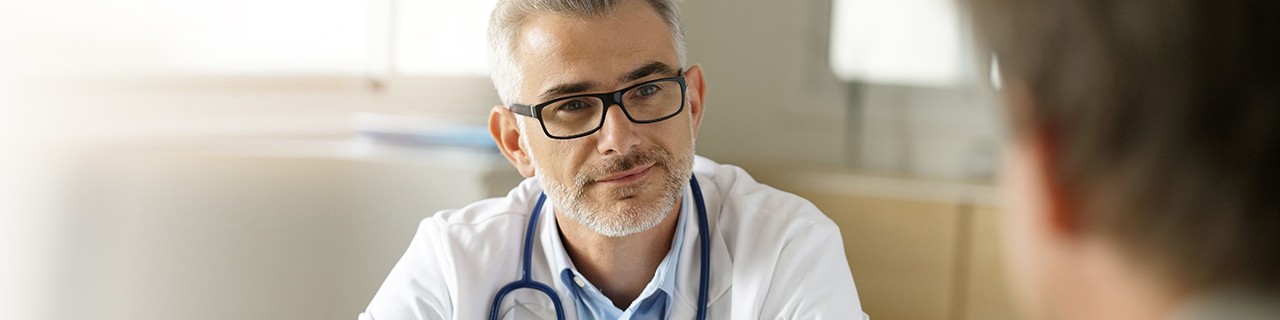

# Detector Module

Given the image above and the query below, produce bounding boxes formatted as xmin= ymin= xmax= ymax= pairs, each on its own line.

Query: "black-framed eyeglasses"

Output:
xmin=508 ymin=75 xmax=688 ymax=140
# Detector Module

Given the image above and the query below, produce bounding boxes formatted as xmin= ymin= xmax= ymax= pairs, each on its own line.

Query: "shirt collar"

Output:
xmin=539 ymin=185 xmax=692 ymax=318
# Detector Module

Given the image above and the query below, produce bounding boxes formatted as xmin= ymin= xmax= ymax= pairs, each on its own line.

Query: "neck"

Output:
xmin=555 ymin=199 xmax=682 ymax=309
xmin=1054 ymin=240 xmax=1188 ymax=320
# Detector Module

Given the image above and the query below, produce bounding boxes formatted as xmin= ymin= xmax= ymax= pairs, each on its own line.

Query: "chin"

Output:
xmin=599 ymin=180 xmax=677 ymax=207
xmin=598 ymin=187 xmax=665 ymax=210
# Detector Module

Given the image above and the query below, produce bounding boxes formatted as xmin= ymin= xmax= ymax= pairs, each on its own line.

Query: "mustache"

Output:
xmin=574 ymin=146 xmax=672 ymax=185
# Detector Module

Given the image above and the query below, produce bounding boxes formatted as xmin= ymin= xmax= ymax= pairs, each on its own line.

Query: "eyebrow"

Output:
xmin=619 ymin=61 xmax=675 ymax=84
xmin=539 ymin=82 xmax=594 ymax=101
xmin=537 ymin=61 xmax=677 ymax=101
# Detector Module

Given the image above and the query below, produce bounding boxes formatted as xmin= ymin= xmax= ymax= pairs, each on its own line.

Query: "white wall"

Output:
xmin=682 ymin=0 xmax=1001 ymax=180
xmin=35 ymin=140 xmax=520 ymax=320
xmin=682 ymin=0 xmax=852 ymax=167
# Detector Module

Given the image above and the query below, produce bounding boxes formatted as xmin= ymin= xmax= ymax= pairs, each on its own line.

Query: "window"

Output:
xmin=829 ymin=0 xmax=965 ymax=87
xmin=2 ymin=0 xmax=503 ymax=143
xmin=9 ymin=0 xmax=498 ymax=77
xmin=385 ymin=0 xmax=497 ymax=77
xmin=829 ymin=0 xmax=1000 ymax=181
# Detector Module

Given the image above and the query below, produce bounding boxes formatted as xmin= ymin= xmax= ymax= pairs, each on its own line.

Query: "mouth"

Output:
xmin=595 ymin=163 xmax=655 ymax=184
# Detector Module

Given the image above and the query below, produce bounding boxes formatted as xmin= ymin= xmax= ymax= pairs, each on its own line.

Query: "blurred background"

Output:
xmin=0 ymin=0 xmax=1013 ymax=319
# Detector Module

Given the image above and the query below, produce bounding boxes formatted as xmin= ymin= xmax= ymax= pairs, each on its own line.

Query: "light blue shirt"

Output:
xmin=547 ymin=186 xmax=691 ymax=320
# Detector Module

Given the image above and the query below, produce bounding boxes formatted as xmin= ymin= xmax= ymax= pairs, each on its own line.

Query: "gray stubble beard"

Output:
xmin=524 ymin=123 xmax=696 ymax=238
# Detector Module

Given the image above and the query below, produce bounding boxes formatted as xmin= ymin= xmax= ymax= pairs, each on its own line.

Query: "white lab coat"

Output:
xmin=361 ymin=156 xmax=868 ymax=319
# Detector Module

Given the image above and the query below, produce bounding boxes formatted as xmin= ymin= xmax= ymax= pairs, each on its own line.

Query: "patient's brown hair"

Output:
xmin=966 ymin=0 xmax=1280 ymax=291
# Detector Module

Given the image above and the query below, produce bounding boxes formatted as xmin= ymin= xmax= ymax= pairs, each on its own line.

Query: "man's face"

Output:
xmin=508 ymin=0 xmax=703 ymax=237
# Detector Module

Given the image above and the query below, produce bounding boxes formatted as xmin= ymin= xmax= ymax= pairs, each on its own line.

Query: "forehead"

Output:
xmin=512 ymin=1 xmax=678 ymax=101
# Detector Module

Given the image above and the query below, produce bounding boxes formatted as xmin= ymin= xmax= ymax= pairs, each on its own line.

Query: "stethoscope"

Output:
xmin=488 ymin=176 xmax=711 ymax=320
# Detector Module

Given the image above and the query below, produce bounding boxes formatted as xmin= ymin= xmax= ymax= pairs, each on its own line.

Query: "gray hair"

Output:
xmin=487 ymin=0 xmax=687 ymax=106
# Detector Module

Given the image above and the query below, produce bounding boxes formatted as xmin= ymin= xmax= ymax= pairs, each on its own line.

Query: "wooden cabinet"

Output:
xmin=749 ymin=166 xmax=1020 ymax=320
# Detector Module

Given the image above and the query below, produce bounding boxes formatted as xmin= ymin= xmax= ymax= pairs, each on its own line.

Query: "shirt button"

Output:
xmin=573 ymin=275 xmax=586 ymax=288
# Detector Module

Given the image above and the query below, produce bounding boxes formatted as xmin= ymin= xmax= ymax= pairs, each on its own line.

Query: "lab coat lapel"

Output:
xmin=669 ymin=174 xmax=733 ymax=318
xmin=534 ymin=196 xmax=580 ymax=320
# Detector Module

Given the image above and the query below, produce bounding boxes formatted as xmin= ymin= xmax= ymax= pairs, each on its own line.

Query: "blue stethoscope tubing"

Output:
xmin=488 ymin=176 xmax=711 ymax=320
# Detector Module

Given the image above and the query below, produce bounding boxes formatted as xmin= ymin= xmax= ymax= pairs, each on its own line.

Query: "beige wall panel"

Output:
xmin=801 ymin=192 xmax=959 ymax=320
xmin=963 ymin=206 xmax=1021 ymax=320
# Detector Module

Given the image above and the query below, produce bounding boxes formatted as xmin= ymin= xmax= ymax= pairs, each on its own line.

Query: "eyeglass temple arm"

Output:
xmin=508 ymin=104 xmax=535 ymax=118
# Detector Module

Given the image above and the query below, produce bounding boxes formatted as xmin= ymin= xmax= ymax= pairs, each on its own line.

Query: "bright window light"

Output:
xmin=6 ymin=0 xmax=500 ymax=77
xmin=829 ymin=0 xmax=965 ymax=87
xmin=158 ymin=0 xmax=371 ymax=74
xmin=392 ymin=0 xmax=497 ymax=77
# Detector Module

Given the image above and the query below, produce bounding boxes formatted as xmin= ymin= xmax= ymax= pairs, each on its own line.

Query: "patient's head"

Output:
xmin=967 ymin=0 xmax=1280 ymax=318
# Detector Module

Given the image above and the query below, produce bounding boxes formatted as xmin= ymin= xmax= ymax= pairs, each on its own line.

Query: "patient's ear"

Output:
xmin=1003 ymin=81 xmax=1080 ymax=238
xmin=1029 ymin=126 xmax=1078 ymax=237
xmin=489 ymin=105 xmax=535 ymax=177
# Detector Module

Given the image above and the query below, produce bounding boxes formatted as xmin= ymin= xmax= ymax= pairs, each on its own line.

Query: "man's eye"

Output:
xmin=635 ymin=84 xmax=661 ymax=97
xmin=556 ymin=99 xmax=590 ymax=112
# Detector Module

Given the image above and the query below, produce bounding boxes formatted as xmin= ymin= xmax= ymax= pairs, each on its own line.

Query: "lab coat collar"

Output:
xmin=542 ymin=186 xmax=691 ymax=318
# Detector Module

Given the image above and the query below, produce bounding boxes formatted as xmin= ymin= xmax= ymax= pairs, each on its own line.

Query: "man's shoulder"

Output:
xmin=415 ymin=178 xmax=540 ymax=240
xmin=364 ymin=179 xmax=542 ymax=320
xmin=694 ymin=156 xmax=836 ymax=233
xmin=696 ymin=157 xmax=856 ymax=309
xmin=429 ymin=195 xmax=528 ymax=227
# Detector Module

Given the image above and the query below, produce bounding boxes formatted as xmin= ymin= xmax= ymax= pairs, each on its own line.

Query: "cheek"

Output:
xmin=528 ymin=137 xmax=590 ymax=177
xmin=998 ymin=142 xmax=1051 ymax=317
xmin=652 ymin=115 xmax=696 ymax=149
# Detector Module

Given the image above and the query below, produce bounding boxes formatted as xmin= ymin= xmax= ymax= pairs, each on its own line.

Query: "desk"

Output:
xmin=44 ymin=137 xmax=521 ymax=320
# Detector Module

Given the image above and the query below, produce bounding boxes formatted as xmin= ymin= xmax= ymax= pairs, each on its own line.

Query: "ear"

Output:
xmin=1003 ymin=80 xmax=1080 ymax=238
xmin=1029 ymin=125 xmax=1079 ymax=237
xmin=489 ymin=105 xmax=536 ymax=177
xmin=683 ymin=64 xmax=707 ymax=136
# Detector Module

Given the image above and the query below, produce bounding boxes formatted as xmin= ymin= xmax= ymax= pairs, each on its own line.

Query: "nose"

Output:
xmin=595 ymin=104 xmax=641 ymax=155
